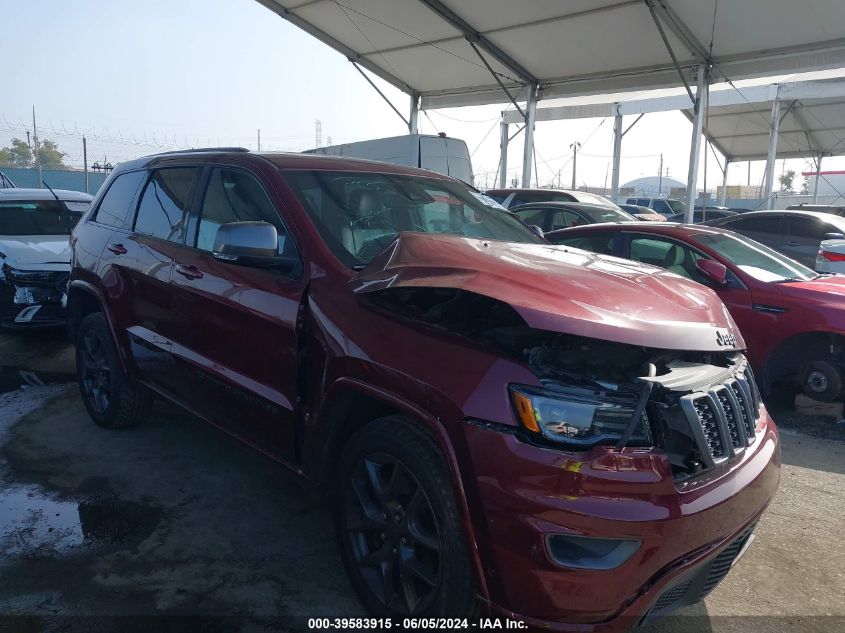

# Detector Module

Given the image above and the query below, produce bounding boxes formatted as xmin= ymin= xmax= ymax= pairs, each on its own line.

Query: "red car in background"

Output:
xmin=547 ymin=222 xmax=845 ymax=401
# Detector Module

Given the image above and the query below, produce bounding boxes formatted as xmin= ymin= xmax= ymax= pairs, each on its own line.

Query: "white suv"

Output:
xmin=0 ymin=188 xmax=92 ymax=326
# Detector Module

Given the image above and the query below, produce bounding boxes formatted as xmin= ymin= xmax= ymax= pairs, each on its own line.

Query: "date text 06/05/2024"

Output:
xmin=307 ymin=618 xmax=527 ymax=629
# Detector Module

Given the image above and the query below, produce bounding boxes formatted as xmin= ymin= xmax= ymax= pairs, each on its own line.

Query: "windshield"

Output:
xmin=0 ymin=200 xmax=80 ymax=236
xmin=695 ymin=231 xmax=817 ymax=282
xmin=281 ymin=170 xmax=544 ymax=267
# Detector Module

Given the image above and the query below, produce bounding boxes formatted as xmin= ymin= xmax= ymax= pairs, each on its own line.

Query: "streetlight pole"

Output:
xmin=570 ymin=142 xmax=581 ymax=189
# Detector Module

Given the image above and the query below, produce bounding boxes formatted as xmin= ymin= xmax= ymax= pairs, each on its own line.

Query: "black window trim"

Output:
xmin=129 ymin=164 xmax=205 ymax=246
xmin=89 ymin=168 xmax=148 ymax=230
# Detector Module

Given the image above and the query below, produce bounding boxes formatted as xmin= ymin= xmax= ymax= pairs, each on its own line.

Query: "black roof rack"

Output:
xmin=154 ymin=147 xmax=249 ymax=156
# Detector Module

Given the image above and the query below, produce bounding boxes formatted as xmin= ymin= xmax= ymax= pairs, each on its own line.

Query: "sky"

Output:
xmin=3 ymin=0 xmax=843 ymax=192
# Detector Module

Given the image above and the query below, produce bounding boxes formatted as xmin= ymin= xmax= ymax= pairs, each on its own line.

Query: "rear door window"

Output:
xmin=651 ymin=200 xmax=671 ymax=214
xmin=92 ymin=170 xmax=146 ymax=229
xmin=133 ymin=167 xmax=201 ymax=243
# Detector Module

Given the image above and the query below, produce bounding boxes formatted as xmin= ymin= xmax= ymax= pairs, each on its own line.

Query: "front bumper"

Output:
xmin=0 ymin=275 xmax=68 ymax=327
xmin=462 ymin=409 xmax=780 ymax=630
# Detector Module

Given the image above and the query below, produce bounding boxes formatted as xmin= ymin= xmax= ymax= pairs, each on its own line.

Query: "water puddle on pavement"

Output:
xmin=0 ymin=485 xmax=162 ymax=556
xmin=0 ymin=365 xmax=75 ymax=395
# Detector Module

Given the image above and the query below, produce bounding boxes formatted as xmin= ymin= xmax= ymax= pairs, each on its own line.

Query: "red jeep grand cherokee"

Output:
xmin=68 ymin=149 xmax=779 ymax=629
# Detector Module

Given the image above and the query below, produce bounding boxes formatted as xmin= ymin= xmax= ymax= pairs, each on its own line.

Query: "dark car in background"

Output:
xmin=0 ymin=188 xmax=92 ymax=327
xmin=704 ymin=210 xmax=845 ymax=268
xmin=666 ymin=209 xmax=738 ymax=223
xmin=68 ymin=149 xmax=778 ymax=628
xmin=625 ymin=197 xmax=686 ymax=217
xmin=547 ymin=221 xmax=845 ymax=401
xmin=786 ymin=203 xmax=845 ymax=217
xmin=510 ymin=201 xmax=636 ymax=232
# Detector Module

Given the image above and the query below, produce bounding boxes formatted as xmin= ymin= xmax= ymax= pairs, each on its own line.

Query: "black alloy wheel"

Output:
xmin=79 ymin=328 xmax=112 ymax=414
xmin=75 ymin=312 xmax=151 ymax=428
xmin=335 ymin=416 xmax=476 ymax=618
xmin=345 ymin=452 xmax=442 ymax=614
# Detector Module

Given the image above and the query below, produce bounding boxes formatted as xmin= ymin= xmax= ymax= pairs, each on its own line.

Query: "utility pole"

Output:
xmin=327 ymin=135 xmax=332 ymax=146
xmin=257 ymin=129 xmax=261 ymax=151
xmin=32 ymin=106 xmax=42 ymax=188
xmin=658 ymin=153 xmax=664 ymax=196
xmin=315 ymin=119 xmax=322 ymax=148
xmin=570 ymin=142 xmax=581 ymax=189
xmin=83 ymin=135 xmax=88 ymax=194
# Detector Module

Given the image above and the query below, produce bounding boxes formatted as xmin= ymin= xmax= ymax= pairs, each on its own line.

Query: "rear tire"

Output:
xmin=334 ymin=416 xmax=476 ymax=617
xmin=801 ymin=360 xmax=843 ymax=402
xmin=76 ymin=312 xmax=152 ymax=428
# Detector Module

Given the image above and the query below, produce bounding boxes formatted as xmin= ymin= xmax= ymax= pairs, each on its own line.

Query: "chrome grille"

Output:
xmin=679 ymin=363 xmax=761 ymax=469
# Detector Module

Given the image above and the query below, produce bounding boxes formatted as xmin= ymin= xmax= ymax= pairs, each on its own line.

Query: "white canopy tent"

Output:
xmin=255 ymin=0 xmax=845 ymax=213
xmin=502 ymin=76 xmax=845 ymax=211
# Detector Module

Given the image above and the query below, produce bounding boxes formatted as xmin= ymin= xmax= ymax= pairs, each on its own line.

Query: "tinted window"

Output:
xmin=485 ymin=193 xmax=507 ymax=204
xmin=0 ymin=200 xmax=76 ymax=236
xmin=514 ymin=209 xmax=549 ymax=228
xmin=652 ymin=200 xmax=671 ymax=214
xmin=724 ymin=216 xmax=778 ymax=233
xmin=549 ymin=232 xmax=615 ymax=255
xmin=93 ymin=170 xmax=146 ymax=229
xmin=636 ymin=198 xmax=650 ymax=206
xmin=195 ymin=168 xmax=286 ymax=252
xmin=512 ymin=192 xmax=576 ymax=206
xmin=786 ymin=216 xmax=824 ymax=240
xmin=134 ymin=167 xmax=200 ymax=243
xmin=282 ymin=170 xmax=542 ymax=267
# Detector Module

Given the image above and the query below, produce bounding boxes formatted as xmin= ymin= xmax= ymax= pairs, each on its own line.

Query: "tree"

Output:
xmin=0 ymin=138 xmax=33 ymax=167
xmin=778 ymin=169 xmax=796 ymax=192
xmin=0 ymin=137 xmax=66 ymax=169
xmin=37 ymin=140 xmax=66 ymax=168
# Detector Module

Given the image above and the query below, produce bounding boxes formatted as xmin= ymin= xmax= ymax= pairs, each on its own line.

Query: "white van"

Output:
xmin=305 ymin=134 xmax=474 ymax=185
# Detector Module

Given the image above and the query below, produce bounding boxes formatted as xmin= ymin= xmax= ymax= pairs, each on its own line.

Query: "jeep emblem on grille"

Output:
xmin=716 ymin=329 xmax=737 ymax=347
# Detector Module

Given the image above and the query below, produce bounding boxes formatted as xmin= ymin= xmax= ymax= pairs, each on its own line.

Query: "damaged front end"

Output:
xmin=361 ymin=285 xmax=761 ymax=483
xmin=0 ymin=263 xmax=69 ymax=327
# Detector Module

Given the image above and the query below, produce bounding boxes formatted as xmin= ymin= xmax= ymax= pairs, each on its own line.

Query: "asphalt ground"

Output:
xmin=0 ymin=329 xmax=843 ymax=633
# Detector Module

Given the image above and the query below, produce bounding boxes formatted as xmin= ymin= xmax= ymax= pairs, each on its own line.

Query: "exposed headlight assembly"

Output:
xmin=510 ymin=382 xmax=652 ymax=448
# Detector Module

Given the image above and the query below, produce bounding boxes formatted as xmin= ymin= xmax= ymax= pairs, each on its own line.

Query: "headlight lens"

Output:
xmin=510 ymin=384 xmax=650 ymax=446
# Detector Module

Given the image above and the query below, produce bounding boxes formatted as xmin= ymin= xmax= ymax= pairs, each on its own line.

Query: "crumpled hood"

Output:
xmin=0 ymin=236 xmax=71 ymax=271
xmin=350 ymin=233 xmax=743 ymax=352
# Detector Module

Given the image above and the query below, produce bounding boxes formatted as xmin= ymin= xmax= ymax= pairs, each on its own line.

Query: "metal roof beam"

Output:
xmin=415 ymin=0 xmax=538 ymax=85
xmin=791 ymin=101 xmax=828 ymax=156
xmin=648 ymin=0 xmax=711 ymax=61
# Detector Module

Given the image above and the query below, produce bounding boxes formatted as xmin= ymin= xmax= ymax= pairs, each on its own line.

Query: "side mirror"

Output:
xmin=529 ymin=224 xmax=544 ymax=237
xmin=824 ymin=232 xmax=845 ymax=240
xmin=696 ymin=258 xmax=728 ymax=286
xmin=213 ymin=221 xmax=298 ymax=271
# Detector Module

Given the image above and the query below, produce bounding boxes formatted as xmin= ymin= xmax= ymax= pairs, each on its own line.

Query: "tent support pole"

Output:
xmin=813 ymin=154 xmax=823 ymax=203
xmin=719 ymin=158 xmax=730 ymax=206
xmin=684 ymin=64 xmax=709 ymax=222
xmin=611 ymin=108 xmax=623 ymax=202
xmin=408 ymin=93 xmax=420 ymax=134
xmin=499 ymin=118 xmax=509 ymax=188
xmin=763 ymin=96 xmax=781 ymax=210
xmin=522 ymin=84 xmax=538 ymax=188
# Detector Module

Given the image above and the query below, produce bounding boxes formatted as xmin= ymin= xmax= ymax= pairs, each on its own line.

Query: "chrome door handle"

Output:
xmin=175 ymin=264 xmax=203 ymax=280
xmin=107 ymin=243 xmax=127 ymax=255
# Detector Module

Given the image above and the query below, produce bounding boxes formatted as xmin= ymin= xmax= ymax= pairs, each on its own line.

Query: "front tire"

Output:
xmin=76 ymin=312 xmax=152 ymax=428
xmin=335 ymin=416 xmax=476 ymax=617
